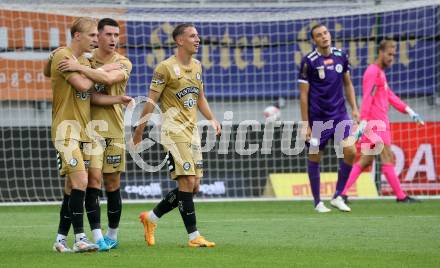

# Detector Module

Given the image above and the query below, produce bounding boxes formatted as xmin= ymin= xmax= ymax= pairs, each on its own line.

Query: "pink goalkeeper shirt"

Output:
xmin=359 ymin=64 xmax=407 ymax=145
xmin=360 ymin=63 xmax=407 ymax=124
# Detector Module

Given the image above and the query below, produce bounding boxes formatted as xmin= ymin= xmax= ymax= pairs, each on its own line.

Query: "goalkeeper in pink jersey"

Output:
xmin=333 ymin=40 xmax=424 ymax=209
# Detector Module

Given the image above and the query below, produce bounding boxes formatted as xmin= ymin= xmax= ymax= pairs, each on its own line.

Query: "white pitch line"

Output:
xmin=1 ymin=215 xmax=438 ymax=229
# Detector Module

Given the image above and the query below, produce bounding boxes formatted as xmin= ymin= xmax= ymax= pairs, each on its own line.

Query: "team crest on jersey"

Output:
xmin=317 ymin=66 xmax=325 ymax=79
xmin=69 ymin=158 xmax=78 ymax=167
xmin=184 ymin=97 xmax=197 ymax=109
xmin=335 ymin=64 xmax=343 ymax=73
xmin=196 ymin=72 xmax=201 ymax=81
xmin=183 ymin=162 xmax=191 ymax=171
xmin=173 ymin=64 xmax=181 ymax=76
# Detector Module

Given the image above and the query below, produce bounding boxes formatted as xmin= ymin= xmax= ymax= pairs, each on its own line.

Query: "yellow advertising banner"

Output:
xmin=267 ymin=172 xmax=378 ymax=198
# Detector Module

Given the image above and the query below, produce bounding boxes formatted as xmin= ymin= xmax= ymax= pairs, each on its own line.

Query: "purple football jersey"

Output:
xmin=298 ymin=47 xmax=350 ymax=122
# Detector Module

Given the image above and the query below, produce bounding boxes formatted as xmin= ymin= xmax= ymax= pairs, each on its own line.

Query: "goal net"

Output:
xmin=0 ymin=0 xmax=439 ymax=202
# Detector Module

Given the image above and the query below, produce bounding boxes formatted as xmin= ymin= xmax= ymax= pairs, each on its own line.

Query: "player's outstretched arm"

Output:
xmin=58 ymin=58 xmax=126 ymax=86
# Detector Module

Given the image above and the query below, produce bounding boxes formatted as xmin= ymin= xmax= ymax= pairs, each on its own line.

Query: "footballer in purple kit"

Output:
xmin=298 ymin=23 xmax=359 ymax=212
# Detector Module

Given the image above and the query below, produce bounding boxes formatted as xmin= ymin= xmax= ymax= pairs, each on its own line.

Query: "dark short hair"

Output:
xmin=310 ymin=23 xmax=327 ymax=39
xmin=98 ymin=18 xmax=119 ymax=31
xmin=172 ymin=23 xmax=195 ymax=41
xmin=378 ymin=39 xmax=396 ymax=52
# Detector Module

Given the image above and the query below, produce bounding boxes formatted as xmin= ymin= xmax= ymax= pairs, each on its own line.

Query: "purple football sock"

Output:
xmin=307 ymin=160 xmax=321 ymax=207
xmin=334 ymin=159 xmax=352 ymax=198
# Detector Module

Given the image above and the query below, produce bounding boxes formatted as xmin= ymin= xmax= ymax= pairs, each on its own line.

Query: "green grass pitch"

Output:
xmin=0 ymin=200 xmax=439 ymax=268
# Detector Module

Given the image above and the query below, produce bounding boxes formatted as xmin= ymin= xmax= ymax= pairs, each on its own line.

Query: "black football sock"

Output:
xmin=69 ymin=189 xmax=86 ymax=234
xmin=153 ymin=188 xmax=179 ymax=218
xmin=106 ymin=188 xmax=122 ymax=229
xmin=178 ymin=191 xmax=197 ymax=234
xmin=57 ymin=193 xmax=71 ymax=236
xmin=85 ymin=187 xmax=101 ymax=231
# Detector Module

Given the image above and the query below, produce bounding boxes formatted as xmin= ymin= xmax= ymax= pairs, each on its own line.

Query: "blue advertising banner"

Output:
xmin=125 ymin=6 xmax=438 ymax=98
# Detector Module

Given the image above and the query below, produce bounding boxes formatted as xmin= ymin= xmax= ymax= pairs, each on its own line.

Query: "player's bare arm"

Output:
xmin=67 ymin=73 xmax=94 ymax=92
xmin=299 ymin=81 xmax=311 ymax=140
xmin=58 ymin=58 xmax=126 ymax=86
xmin=91 ymin=93 xmax=133 ymax=106
xmin=132 ymin=89 xmax=162 ymax=146
xmin=197 ymin=88 xmax=221 ymax=136
xmin=342 ymin=72 xmax=360 ymax=122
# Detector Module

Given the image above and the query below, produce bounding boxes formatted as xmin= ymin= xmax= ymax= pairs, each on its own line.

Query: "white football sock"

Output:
xmin=75 ymin=233 xmax=87 ymax=243
xmin=106 ymin=227 xmax=118 ymax=240
xmin=92 ymin=228 xmax=104 ymax=242
xmin=188 ymin=231 xmax=200 ymax=241
xmin=56 ymin=234 xmax=67 ymax=243
xmin=148 ymin=211 xmax=160 ymax=224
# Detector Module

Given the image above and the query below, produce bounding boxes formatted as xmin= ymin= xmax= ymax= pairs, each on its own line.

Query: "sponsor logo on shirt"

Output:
xmin=195 ymin=160 xmax=203 ymax=169
xmin=326 ymin=65 xmax=334 ymax=70
xmin=106 ymin=155 xmax=121 ymax=165
xmin=176 ymin=86 xmax=200 ymax=99
xmin=183 ymin=96 xmax=197 ymax=109
xmin=94 ymin=83 xmax=106 ymax=93
xmin=323 ymin=59 xmax=334 ymax=65
xmin=75 ymin=91 xmax=91 ymax=100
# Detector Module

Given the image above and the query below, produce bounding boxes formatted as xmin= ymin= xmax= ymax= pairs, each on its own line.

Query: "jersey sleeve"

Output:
xmin=51 ymin=48 xmax=83 ymax=81
xmin=388 ymin=89 xmax=407 ymax=113
xmin=343 ymin=51 xmax=351 ymax=73
xmin=119 ymin=57 xmax=132 ymax=81
xmin=360 ymin=67 xmax=376 ymax=120
xmin=298 ymin=57 xmax=310 ymax=84
xmin=199 ymin=64 xmax=204 ymax=94
xmin=149 ymin=62 xmax=169 ymax=94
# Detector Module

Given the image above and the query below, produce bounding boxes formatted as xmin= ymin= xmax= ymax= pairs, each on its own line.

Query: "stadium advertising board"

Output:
xmin=381 ymin=122 xmax=440 ymax=195
xmin=0 ymin=9 xmax=127 ymax=100
xmin=267 ymin=173 xmax=378 ymax=198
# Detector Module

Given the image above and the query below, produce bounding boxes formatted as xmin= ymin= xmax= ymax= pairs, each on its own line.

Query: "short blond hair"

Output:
xmin=378 ymin=39 xmax=396 ymax=52
xmin=70 ymin=17 xmax=98 ymax=38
